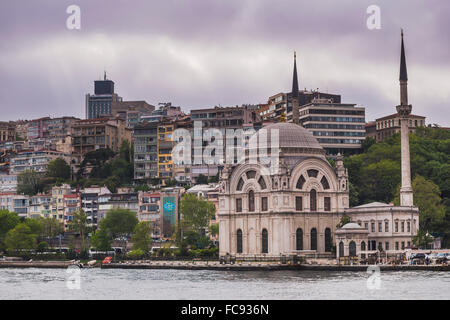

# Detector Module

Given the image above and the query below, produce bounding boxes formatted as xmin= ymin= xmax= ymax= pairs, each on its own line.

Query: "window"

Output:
xmin=395 ymin=221 xmax=398 ymax=232
xmin=310 ymin=228 xmax=317 ymax=250
xmin=261 ymin=197 xmax=268 ymax=211
xmin=325 ymin=228 xmax=331 ymax=252
xmin=361 ymin=242 xmax=366 ymax=259
xmin=364 ymin=222 xmax=368 ymax=230
xmin=385 ymin=221 xmax=389 ymax=232
xmin=237 ymin=229 xmax=243 ymax=253
xmin=401 ymin=221 xmax=405 ymax=232
xmin=349 ymin=241 xmax=356 ymax=257
xmin=378 ymin=222 xmax=382 ymax=232
xmin=320 ymin=176 xmax=330 ymax=190
xmin=246 ymin=170 xmax=256 ymax=179
xmin=296 ymin=228 xmax=303 ymax=250
xmin=248 ymin=191 xmax=255 ymax=212
xmin=258 ymin=177 xmax=267 ymax=190
xmin=296 ymin=175 xmax=306 ymax=189
xmin=395 ymin=242 xmax=399 ymax=250
xmin=385 ymin=242 xmax=390 ymax=251
xmin=324 ymin=197 xmax=331 ymax=211
xmin=401 ymin=242 xmax=405 ymax=250
xmin=262 ymin=229 xmax=268 ymax=253
xmin=371 ymin=222 xmax=375 ymax=232
xmin=310 ymin=189 xmax=317 ymax=212
xmin=407 ymin=221 xmax=410 ymax=232
xmin=237 ymin=178 xmax=244 ymax=191
xmin=307 ymin=169 xmax=318 ymax=178
xmin=295 ymin=197 xmax=302 ymax=211
xmin=236 ymin=198 xmax=242 ymax=212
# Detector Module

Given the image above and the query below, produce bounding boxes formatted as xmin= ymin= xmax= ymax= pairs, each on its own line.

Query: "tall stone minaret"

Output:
xmin=396 ymin=30 xmax=414 ymax=206
xmin=291 ymin=52 xmax=300 ymax=124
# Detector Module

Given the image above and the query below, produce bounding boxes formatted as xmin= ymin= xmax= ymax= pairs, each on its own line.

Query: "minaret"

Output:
xmin=291 ymin=52 xmax=300 ymax=124
xmin=396 ymin=30 xmax=414 ymax=206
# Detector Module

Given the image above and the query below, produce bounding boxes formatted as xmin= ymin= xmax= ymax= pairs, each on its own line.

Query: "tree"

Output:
xmin=17 ymin=170 xmax=43 ymax=196
xmin=210 ymin=223 xmax=219 ymax=237
xmin=41 ymin=218 xmax=63 ymax=239
xmin=68 ymin=209 xmax=88 ymax=248
xmin=395 ymin=175 xmax=446 ymax=232
xmin=336 ymin=215 xmax=352 ymax=228
xmin=196 ymin=174 xmax=208 ymax=185
xmin=0 ymin=210 xmax=20 ymax=252
xmin=100 ymin=209 xmax=138 ymax=239
xmin=413 ymin=230 xmax=434 ymax=249
xmin=46 ymin=158 xmax=70 ymax=180
xmin=103 ymin=175 xmax=120 ymax=193
xmin=180 ymin=193 xmax=216 ymax=234
xmin=90 ymin=228 xmax=112 ymax=252
xmin=5 ymin=223 xmax=37 ymax=254
xmin=131 ymin=221 xmax=152 ymax=253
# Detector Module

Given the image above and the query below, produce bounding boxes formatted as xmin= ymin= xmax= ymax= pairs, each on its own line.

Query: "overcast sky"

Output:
xmin=0 ymin=0 xmax=449 ymax=126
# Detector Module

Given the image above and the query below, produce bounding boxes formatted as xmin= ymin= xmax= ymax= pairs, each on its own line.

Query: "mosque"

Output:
xmin=218 ymin=31 xmax=420 ymax=259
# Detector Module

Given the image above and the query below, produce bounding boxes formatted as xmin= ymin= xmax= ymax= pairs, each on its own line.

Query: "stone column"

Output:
xmin=399 ymin=114 xmax=413 ymax=206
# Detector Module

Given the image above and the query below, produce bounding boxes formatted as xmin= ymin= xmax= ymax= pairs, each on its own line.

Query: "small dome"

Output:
xmin=341 ymin=223 xmax=363 ymax=229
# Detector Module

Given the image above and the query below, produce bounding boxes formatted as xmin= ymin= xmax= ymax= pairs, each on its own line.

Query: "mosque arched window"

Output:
xmin=296 ymin=175 xmax=306 ymax=189
xmin=248 ymin=190 xmax=255 ymax=212
xmin=349 ymin=241 xmax=357 ymax=257
xmin=310 ymin=228 xmax=317 ymax=250
xmin=236 ymin=178 xmax=244 ymax=191
xmin=262 ymin=229 xmax=268 ymax=253
xmin=246 ymin=170 xmax=256 ymax=179
xmin=339 ymin=241 xmax=344 ymax=257
xmin=237 ymin=229 xmax=243 ymax=253
xmin=310 ymin=189 xmax=317 ymax=212
xmin=320 ymin=176 xmax=330 ymax=190
xmin=258 ymin=177 xmax=267 ymax=190
xmin=325 ymin=228 xmax=332 ymax=252
xmin=296 ymin=228 xmax=303 ymax=250
xmin=307 ymin=169 xmax=318 ymax=178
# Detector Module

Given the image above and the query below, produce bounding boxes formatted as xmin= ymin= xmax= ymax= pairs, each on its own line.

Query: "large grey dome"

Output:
xmin=248 ymin=123 xmax=325 ymax=157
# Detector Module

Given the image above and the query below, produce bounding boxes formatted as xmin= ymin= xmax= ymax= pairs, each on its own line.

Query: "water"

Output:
xmin=0 ymin=268 xmax=449 ymax=300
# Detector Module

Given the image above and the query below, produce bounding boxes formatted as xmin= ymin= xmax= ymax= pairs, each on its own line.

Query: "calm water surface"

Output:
xmin=0 ymin=268 xmax=449 ymax=300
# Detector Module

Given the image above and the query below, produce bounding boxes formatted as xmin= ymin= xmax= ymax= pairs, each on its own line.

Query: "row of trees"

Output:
xmin=344 ymin=127 xmax=450 ymax=247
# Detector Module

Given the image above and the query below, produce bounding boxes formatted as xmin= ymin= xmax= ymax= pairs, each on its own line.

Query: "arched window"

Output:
xmin=310 ymin=189 xmax=317 ymax=212
xmin=296 ymin=228 xmax=303 ymax=250
xmin=310 ymin=228 xmax=317 ymax=250
xmin=349 ymin=241 xmax=356 ymax=257
xmin=248 ymin=190 xmax=255 ymax=212
xmin=262 ymin=229 xmax=268 ymax=253
xmin=320 ymin=176 xmax=330 ymax=190
xmin=237 ymin=229 xmax=243 ymax=253
xmin=296 ymin=175 xmax=306 ymax=189
xmin=307 ymin=169 xmax=318 ymax=178
xmin=237 ymin=178 xmax=244 ymax=191
xmin=325 ymin=228 xmax=331 ymax=252
xmin=258 ymin=177 xmax=267 ymax=190
xmin=339 ymin=241 xmax=344 ymax=257
xmin=361 ymin=241 xmax=366 ymax=259
xmin=246 ymin=170 xmax=256 ymax=179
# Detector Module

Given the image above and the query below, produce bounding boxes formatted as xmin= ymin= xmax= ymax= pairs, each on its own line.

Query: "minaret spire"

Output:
xmin=396 ymin=29 xmax=413 ymax=206
xmin=291 ymin=51 xmax=300 ymax=124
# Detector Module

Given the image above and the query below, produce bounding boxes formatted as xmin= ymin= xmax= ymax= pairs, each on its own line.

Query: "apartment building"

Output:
xmin=10 ymin=150 xmax=70 ymax=174
xmin=0 ymin=122 xmax=16 ymax=143
xmin=29 ymin=194 xmax=52 ymax=219
xmin=71 ymin=117 xmax=131 ymax=155
xmin=0 ymin=193 xmax=29 ymax=218
xmin=297 ymin=99 xmax=366 ymax=154
xmin=63 ymin=193 xmax=82 ymax=230
xmin=375 ymin=113 xmax=426 ymax=142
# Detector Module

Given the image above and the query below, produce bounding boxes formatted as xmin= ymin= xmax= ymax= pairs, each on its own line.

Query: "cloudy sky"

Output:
xmin=0 ymin=0 xmax=449 ymax=126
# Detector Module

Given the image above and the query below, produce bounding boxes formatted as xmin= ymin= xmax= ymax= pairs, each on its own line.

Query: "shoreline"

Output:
xmin=1 ymin=261 xmax=449 ymax=271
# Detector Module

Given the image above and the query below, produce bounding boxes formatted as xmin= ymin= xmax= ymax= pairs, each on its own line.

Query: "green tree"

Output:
xmin=41 ymin=218 xmax=63 ymax=239
xmin=210 ymin=223 xmax=219 ymax=237
xmin=196 ymin=174 xmax=208 ymax=185
xmin=5 ymin=223 xmax=37 ymax=254
xmin=46 ymin=158 xmax=70 ymax=180
xmin=0 ymin=210 xmax=20 ymax=252
xmin=394 ymin=175 xmax=446 ymax=232
xmin=17 ymin=170 xmax=43 ymax=196
xmin=68 ymin=209 xmax=89 ymax=248
xmin=103 ymin=175 xmax=120 ymax=193
xmin=336 ymin=215 xmax=352 ymax=228
xmin=180 ymin=193 xmax=216 ymax=234
xmin=90 ymin=228 xmax=112 ymax=252
xmin=131 ymin=221 xmax=153 ymax=253
xmin=413 ymin=230 xmax=434 ymax=249
xmin=100 ymin=208 xmax=138 ymax=238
